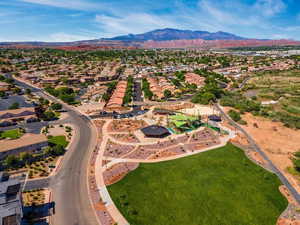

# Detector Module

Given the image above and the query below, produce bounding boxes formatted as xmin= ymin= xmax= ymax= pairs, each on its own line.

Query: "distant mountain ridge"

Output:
xmin=1 ymin=28 xmax=300 ymax=50
xmin=105 ymin=28 xmax=246 ymax=41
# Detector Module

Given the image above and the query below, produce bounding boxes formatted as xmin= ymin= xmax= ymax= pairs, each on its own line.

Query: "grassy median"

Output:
xmin=108 ymin=143 xmax=287 ymax=225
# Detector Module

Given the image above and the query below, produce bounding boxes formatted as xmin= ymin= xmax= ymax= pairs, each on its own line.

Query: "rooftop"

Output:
xmin=0 ymin=107 xmax=35 ymax=120
xmin=141 ymin=125 xmax=171 ymax=138
xmin=0 ymin=133 xmax=48 ymax=153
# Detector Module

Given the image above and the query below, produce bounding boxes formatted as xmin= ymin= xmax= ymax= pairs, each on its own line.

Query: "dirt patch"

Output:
xmin=248 ymin=151 xmax=266 ymax=165
xmin=149 ymin=149 xmax=178 ymax=159
xmin=277 ymin=218 xmax=300 ymax=225
xmin=279 ymin=186 xmax=298 ymax=205
xmin=104 ymin=162 xmax=139 ymax=185
xmin=111 ymin=133 xmax=140 ymax=143
xmin=104 ymin=140 xmax=135 ymax=158
xmin=241 ymin=113 xmax=300 ymax=192
xmin=231 ymin=132 xmax=249 ymax=147
xmin=159 ymin=102 xmax=194 ymax=111
xmin=108 ymin=119 xmax=147 ymax=133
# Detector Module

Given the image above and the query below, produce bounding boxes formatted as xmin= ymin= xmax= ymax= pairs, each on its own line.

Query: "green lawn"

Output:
xmin=0 ymin=129 xmax=23 ymax=139
xmin=48 ymin=135 xmax=69 ymax=148
xmin=108 ymin=144 xmax=287 ymax=225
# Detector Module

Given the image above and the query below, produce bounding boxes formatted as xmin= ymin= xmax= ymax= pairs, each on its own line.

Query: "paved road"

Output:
xmin=215 ymin=103 xmax=300 ymax=204
xmin=8 ymin=75 xmax=100 ymax=225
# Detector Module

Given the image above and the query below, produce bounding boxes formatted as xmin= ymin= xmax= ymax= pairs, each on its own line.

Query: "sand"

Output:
xmin=180 ymin=104 xmax=215 ymax=116
xmin=241 ymin=113 xmax=300 ymax=192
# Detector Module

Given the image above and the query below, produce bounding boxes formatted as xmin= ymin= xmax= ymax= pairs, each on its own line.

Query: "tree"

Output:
xmin=5 ymin=78 xmax=14 ymax=84
xmin=60 ymin=94 xmax=75 ymax=104
xmin=192 ymin=92 xmax=215 ymax=105
xmin=175 ymin=71 xmax=185 ymax=81
xmin=4 ymin=155 xmax=19 ymax=167
xmin=50 ymin=103 xmax=62 ymax=111
xmin=43 ymin=111 xmax=56 ymax=121
xmin=13 ymin=87 xmax=22 ymax=94
xmin=44 ymin=145 xmax=65 ymax=156
xmin=102 ymin=93 xmax=110 ymax=102
xmin=188 ymin=83 xmax=197 ymax=90
xmin=0 ymin=91 xmax=5 ymax=98
xmin=163 ymin=89 xmax=172 ymax=99
xmin=228 ymin=110 xmax=241 ymax=122
xmin=9 ymin=102 xmax=19 ymax=110
xmin=52 ymin=145 xmax=65 ymax=155
xmin=293 ymin=159 xmax=300 ymax=172
xmin=25 ymin=88 xmax=31 ymax=95
xmin=20 ymin=152 xmax=32 ymax=163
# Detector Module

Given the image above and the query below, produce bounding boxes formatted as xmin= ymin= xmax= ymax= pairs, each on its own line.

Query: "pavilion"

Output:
xmin=141 ymin=125 xmax=171 ymax=138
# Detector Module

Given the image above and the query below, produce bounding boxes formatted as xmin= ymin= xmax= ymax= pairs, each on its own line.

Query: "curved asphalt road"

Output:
xmin=9 ymin=75 xmax=100 ymax=225
xmin=50 ymin=110 xmax=99 ymax=225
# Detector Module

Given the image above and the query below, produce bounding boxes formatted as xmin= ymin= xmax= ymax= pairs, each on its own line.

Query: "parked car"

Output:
xmin=0 ymin=121 xmax=16 ymax=127
xmin=26 ymin=117 xmax=39 ymax=123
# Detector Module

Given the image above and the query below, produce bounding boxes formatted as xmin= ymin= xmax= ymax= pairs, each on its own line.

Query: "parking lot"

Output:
xmin=0 ymin=95 xmax=34 ymax=111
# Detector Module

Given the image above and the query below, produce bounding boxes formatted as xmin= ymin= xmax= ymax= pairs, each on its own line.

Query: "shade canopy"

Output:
xmin=141 ymin=125 xmax=171 ymax=138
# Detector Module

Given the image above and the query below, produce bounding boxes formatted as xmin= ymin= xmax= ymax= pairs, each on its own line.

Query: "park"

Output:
xmin=108 ymin=144 xmax=287 ymax=225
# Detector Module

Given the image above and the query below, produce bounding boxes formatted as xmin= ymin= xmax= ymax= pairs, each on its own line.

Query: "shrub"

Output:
xmin=8 ymin=102 xmax=19 ymax=110
xmin=228 ymin=110 xmax=241 ymax=122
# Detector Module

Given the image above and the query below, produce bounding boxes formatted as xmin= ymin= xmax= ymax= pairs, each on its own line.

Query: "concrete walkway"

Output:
xmin=94 ymin=121 xmax=130 ymax=225
xmin=92 ymin=116 xmax=236 ymax=225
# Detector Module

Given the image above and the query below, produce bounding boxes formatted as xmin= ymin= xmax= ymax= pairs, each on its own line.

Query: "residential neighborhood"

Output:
xmin=0 ymin=1 xmax=300 ymax=224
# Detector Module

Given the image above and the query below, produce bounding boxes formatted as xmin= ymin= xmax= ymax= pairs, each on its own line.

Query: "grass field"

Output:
xmin=0 ymin=128 xmax=23 ymax=139
xmin=48 ymin=135 xmax=69 ymax=148
xmin=108 ymin=144 xmax=287 ymax=225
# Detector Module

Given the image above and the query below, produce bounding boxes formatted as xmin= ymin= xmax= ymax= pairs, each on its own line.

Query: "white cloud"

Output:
xmin=95 ymin=13 xmax=178 ymax=37
xmin=254 ymin=0 xmax=286 ymax=17
xmin=49 ymin=32 xmax=93 ymax=42
xmin=20 ymin=0 xmax=104 ymax=11
xmin=198 ymin=0 xmax=235 ymax=24
xmin=270 ymin=34 xmax=289 ymax=39
xmin=3 ymin=0 xmax=298 ymax=41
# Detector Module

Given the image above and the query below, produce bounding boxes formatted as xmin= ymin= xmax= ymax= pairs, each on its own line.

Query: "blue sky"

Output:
xmin=0 ymin=0 xmax=299 ymax=42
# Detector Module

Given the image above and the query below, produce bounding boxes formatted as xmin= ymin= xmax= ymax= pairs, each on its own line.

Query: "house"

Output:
xmin=80 ymin=77 xmax=95 ymax=83
xmin=0 ymin=172 xmax=23 ymax=225
xmin=184 ymin=73 xmax=205 ymax=87
xmin=147 ymin=77 xmax=176 ymax=99
xmin=21 ymin=74 xmax=39 ymax=83
xmin=0 ymin=108 xmax=37 ymax=123
xmin=0 ymin=82 xmax=10 ymax=92
xmin=0 ymin=134 xmax=48 ymax=160
xmin=95 ymin=73 xmax=119 ymax=82
xmin=106 ymin=81 xmax=127 ymax=108
xmin=40 ymin=77 xmax=60 ymax=85
xmin=66 ymin=78 xmax=80 ymax=85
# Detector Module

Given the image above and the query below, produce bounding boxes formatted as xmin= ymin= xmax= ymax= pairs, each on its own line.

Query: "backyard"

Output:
xmin=0 ymin=128 xmax=24 ymax=139
xmin=108 ymin=144 xmax=287 ymax=225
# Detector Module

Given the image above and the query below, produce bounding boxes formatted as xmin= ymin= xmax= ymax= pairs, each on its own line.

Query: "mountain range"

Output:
xmin=104 ymin=28 xmax=245 ymax=42
xmin=1 ymin=28 xmax=300 ymax=50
